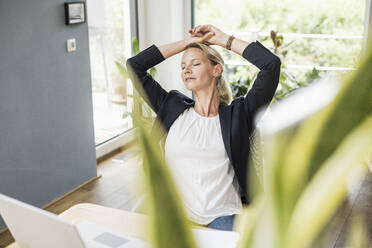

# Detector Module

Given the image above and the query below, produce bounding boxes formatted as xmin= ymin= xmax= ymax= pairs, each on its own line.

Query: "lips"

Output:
xmin=185 ymin=77 xmax=196 ymax=81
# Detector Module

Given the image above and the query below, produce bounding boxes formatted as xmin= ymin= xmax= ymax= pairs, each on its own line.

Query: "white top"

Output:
xmin=164 ymin=107 xmax=243 ymax=225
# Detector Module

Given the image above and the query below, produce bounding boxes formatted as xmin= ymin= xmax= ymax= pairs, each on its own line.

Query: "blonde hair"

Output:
xmin=184 ymin=43 xmax=233 ymax=105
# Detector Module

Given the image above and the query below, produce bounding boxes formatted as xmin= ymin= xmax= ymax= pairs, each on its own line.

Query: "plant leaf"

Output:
xmin=275 ymin=46 xmax=372 ymax=235
xmin=301 ymin=47 xmax=372 ymax=180
xmin=285 ymin=116 xmax=372 ymax=248
xmin=132 ymin=88 xmax=197 ymax=248
xmin=236 ymin=197 xmax=265 ymax=248
xmin=132 ymin=37 xmax=140 ymax=55
xmin=115 ymin=61 xmax=129 ymax=78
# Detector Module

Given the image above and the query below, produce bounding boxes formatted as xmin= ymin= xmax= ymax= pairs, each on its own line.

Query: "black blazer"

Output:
xmin=126 ymin=40 xmax=281 ymax=205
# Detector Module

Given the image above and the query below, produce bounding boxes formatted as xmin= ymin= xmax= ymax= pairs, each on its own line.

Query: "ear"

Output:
xmin=213 ymin=64 xmax=223 ymax=78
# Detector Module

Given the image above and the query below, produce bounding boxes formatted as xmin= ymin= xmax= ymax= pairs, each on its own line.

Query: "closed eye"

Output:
xmin=181 ymin=63 xmax=200 ymax=70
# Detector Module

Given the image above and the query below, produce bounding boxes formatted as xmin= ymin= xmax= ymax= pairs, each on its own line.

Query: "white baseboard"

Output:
xmin=95 ymin=128 xmax=137 ymax=159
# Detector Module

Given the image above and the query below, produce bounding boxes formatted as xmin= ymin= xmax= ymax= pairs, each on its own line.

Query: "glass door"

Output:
xmin=87 ymin=0 xmax=134 ymax=146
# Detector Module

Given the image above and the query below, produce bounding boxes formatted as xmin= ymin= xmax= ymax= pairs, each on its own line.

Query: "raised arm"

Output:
xmin=126 ymin=33 xmax=215 ymax=114
xmin=241 ymin=40 xmax=281 ymax=122
xmin=126 ymin=45 xmax=168 ymax=115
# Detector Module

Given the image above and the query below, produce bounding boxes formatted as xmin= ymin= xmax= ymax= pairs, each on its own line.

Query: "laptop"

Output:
xmin=0 ymin=194 xmax=150 ymax=248
xmin=0 ymin=194 xmax=239 ymax=248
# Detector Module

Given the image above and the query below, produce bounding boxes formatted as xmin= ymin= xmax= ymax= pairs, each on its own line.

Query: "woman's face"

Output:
xmin=181 ymin=48 xmax=220 ymax=92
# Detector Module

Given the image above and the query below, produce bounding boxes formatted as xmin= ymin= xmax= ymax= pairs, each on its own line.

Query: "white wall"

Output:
xmin=137 ymin=0 xmax=193 ymax=97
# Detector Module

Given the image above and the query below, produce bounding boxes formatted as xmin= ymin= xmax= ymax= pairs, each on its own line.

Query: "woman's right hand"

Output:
xmin=158 ymin=30 xmax=214 ymax=59
xmin=184 ymin=31 xmax=215 ymax=47
xmin=188 ymin=25 xmax=230 ymax=48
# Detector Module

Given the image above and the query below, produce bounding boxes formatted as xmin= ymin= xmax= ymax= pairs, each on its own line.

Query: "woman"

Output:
xmin=126 ymin=24 xmax=281 ymax=231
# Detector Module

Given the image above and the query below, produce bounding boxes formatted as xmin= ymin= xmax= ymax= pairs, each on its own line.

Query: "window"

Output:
xmin=87 ymin=0 xmax=134 ymax=146
xmin=193 ymin=0 xmax=366 ymax=101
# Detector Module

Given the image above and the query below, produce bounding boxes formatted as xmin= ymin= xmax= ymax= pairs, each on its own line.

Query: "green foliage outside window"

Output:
xmin=195 ymin=0 xmax=365 ymax=102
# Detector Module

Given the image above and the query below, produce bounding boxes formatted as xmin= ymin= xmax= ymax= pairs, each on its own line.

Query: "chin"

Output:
xmin=184 ymin=82 xmax=196 ymax=91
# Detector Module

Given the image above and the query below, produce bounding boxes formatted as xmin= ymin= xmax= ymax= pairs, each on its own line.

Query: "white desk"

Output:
xmin=6 ymin=203 xmax=208 ymax=247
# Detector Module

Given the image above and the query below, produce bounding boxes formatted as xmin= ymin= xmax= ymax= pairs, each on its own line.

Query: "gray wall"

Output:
xmin=0 ymin=0 xmax=97 ymax=229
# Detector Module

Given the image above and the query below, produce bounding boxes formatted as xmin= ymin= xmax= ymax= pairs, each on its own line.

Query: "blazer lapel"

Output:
xmin=150 ymin=94 xmax=195 ymax=142
xmin=219 ymin=103 xmax=233 ymax=164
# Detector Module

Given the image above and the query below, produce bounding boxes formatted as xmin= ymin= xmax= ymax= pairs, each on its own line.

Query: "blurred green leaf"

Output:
xmin=236 ymin=197 xmax=265 ymax=248
xmin=115 ymin=61 xmax=129 ymax=79
xmin=133 ymin=94 xmax=198 ymax=248
xmin=122 ymin=111 xmax=131 ymax=119
xmin=270 ymin=46 xmax=372 ymax=233
xmin=149 ymin=67 xmax=157 ymax=77
xmin=284 ymin=46 xmax=372 ymax=197
xmin=132 ymin=37 xmax=140 ymax=55
xmin=285 ymin=116 xmax=372 ymax=248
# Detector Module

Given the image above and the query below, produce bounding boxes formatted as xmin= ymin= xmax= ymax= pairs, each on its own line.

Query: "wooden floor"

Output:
xmin=0 ymin=142 xmax=371 ymax=248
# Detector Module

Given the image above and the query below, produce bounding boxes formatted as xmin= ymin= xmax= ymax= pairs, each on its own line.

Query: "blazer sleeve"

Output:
xmin=242 ymin=40 xmax=281 ymax=123
xmin=126 ymin=44 xmax=168 ymax=114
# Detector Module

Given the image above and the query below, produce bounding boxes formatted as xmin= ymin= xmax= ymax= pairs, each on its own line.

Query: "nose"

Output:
xmin=183 ymin=65 xmax=192 ymax=75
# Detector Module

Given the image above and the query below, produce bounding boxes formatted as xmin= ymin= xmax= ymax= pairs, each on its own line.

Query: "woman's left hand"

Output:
xmin=188 ymin=25 xmax=230 ymax=48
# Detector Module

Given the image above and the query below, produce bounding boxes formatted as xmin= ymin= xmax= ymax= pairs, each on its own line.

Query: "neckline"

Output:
xmin=191 ymin=107 xmax=219 ymax=119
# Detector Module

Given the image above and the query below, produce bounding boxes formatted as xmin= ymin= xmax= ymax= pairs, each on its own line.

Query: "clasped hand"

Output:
xmin=185 ymin=24 xmax=229 ymax=48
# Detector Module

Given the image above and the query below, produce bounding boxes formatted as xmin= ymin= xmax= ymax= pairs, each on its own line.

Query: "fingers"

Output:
xmin=202 ymin=31 xmax=214 ymax=40
xmin=196 ymin=25 xmax=211 ymax=34
xmin=192 ymin=31 xmax=204 ymax=37
xmin=200 ymin=31 xmax=214 ymax=45
xmin=189 ymin=25 xmax=212 ymax=36
xmin=187 ymin=25 xmax=216 ymax=45
xmin=188 ymin=29 xmax=198 ymax=36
